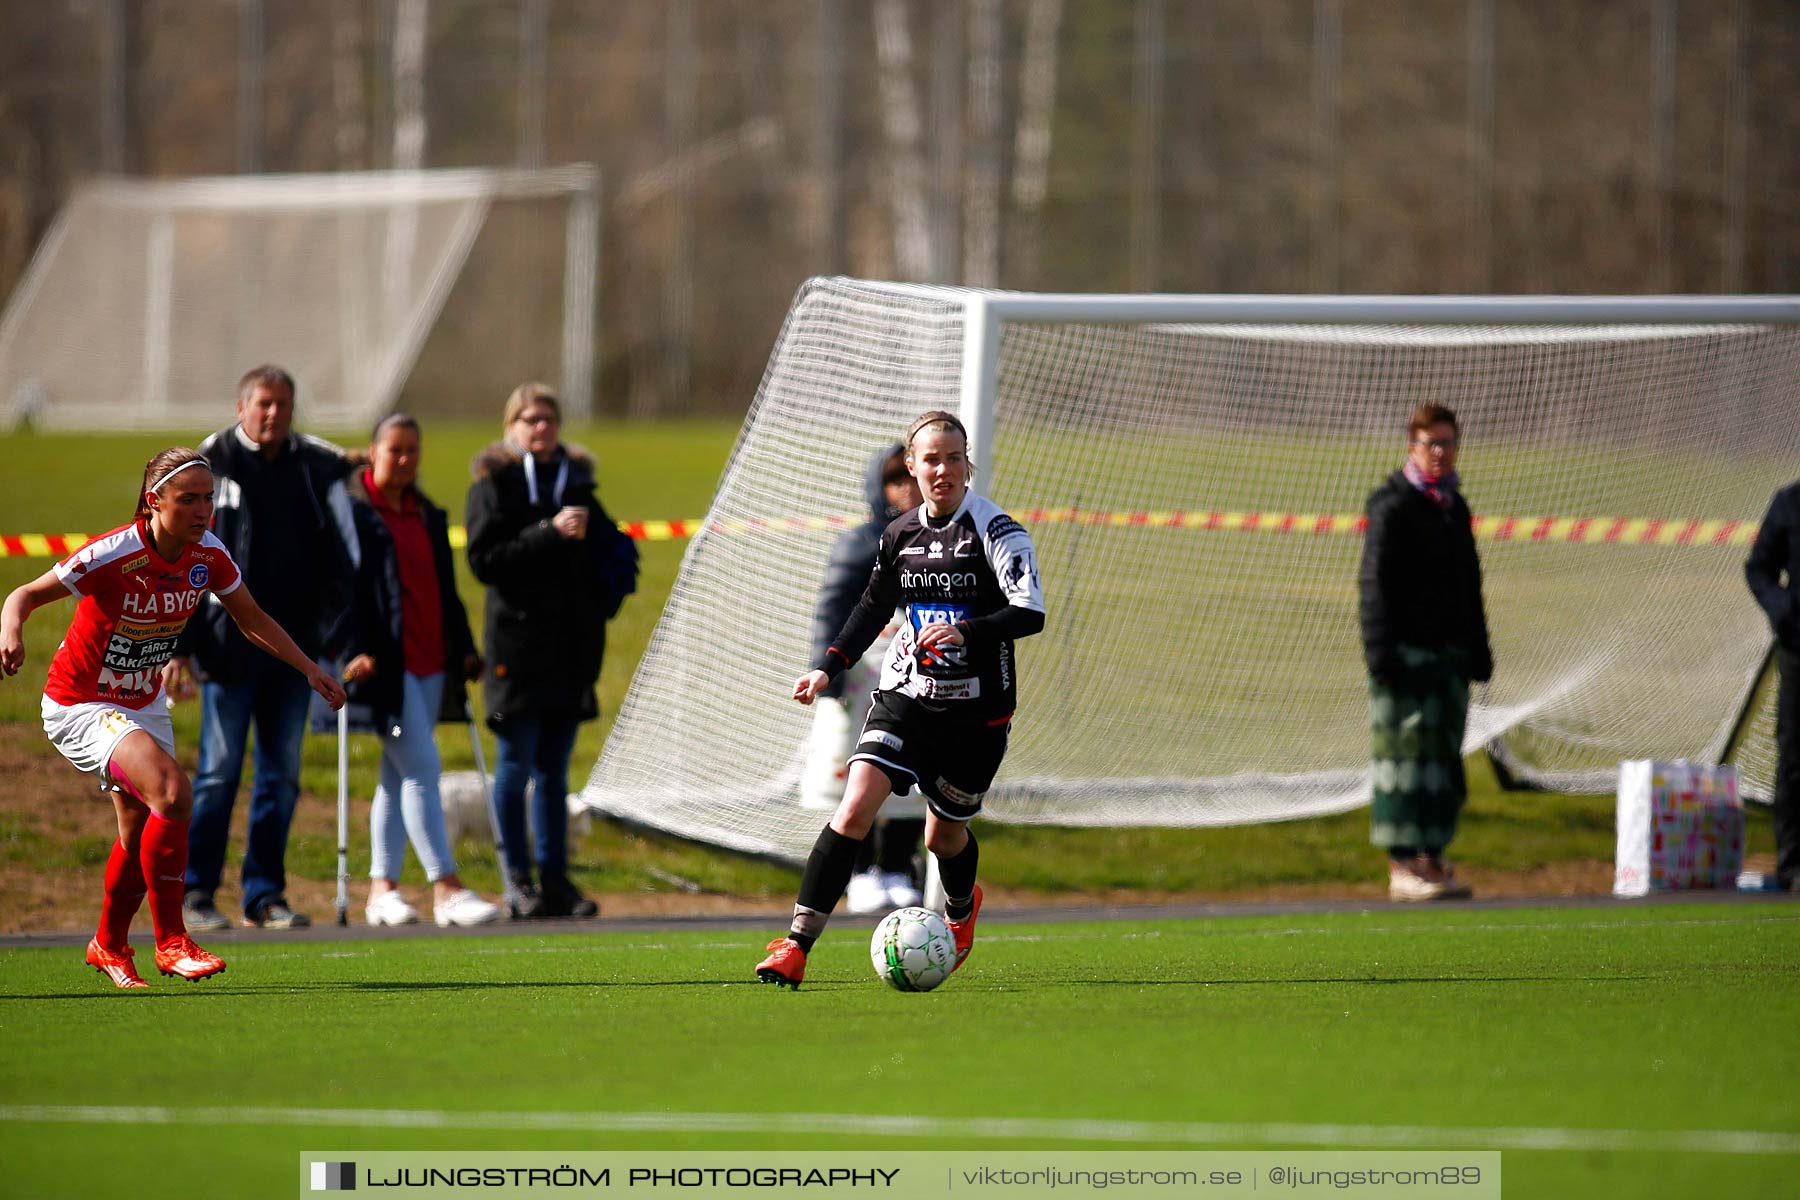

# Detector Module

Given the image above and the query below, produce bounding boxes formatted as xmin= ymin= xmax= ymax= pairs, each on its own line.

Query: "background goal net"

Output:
xmin=0 ymin=166 xmax=599 ymax=432
xmin=584 ymin=277 xmax=1800 ymax=863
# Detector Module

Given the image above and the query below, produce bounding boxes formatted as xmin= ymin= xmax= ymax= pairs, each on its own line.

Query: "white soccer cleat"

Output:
xmin=845 ymin=869 xmax=889 ymax=915
xmin=433 ymin=889 xmax=503 ymax=927
xmin=365 ymin=890 xmax=421 ymax=926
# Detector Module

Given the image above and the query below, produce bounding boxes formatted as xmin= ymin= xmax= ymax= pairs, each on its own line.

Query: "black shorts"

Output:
xmin=847 ymin=690 xmax=1010 ymax=822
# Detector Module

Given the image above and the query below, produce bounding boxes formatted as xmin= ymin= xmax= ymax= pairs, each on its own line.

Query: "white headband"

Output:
xmin=148 ymin=458 xmax=209 ymax=493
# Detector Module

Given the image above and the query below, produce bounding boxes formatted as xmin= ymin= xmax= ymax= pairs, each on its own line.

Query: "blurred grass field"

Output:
xmin=1 ymin=901 xmax=1795 ymax=1199
xmin=0 ymin=422 xmax=1777 ymax=926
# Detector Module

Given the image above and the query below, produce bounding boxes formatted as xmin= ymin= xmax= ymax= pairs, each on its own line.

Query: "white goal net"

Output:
xmin=0 ymin=166 xmax=599 ymax=431
xmin=584 ymin=277 xmax=1800 ymax=862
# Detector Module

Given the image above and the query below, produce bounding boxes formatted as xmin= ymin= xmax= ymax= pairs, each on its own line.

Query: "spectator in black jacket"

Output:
xmin=166 ymin=365 xmax=356 ymax=930
xmin=1746 ymin=479 xmax=1800 ymax=891
xmin=465 ymin=384 xmax=638 ymax=919
xmin=799 ymin=443 xmax=927 ymax=913
xmin=338 ymin=415 xmax=501 ymax=927
xmin=1358 ymin=404 xmax=1493 ymax=902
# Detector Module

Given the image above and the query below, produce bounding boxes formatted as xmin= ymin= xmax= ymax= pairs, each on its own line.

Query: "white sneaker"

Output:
xmin=365 ymin=890 xmax=420 ymax=926
xmin=1388 ymin=866 xmax=1447 ymax=902
xmin=845 ymin=869 xmax=888 ymax=915
xmin=434 ymin=889 xmax=503 ymax=928
xmin=882 ymin=871 xmax=923 ymax=908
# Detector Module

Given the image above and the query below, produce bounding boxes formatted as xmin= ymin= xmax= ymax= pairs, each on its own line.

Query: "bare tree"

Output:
xmin=874 ymin=0 xmax=932 ymax=280
xmin=963 ymin=0 xmax=1003 ymax=286
xmin=1009 ymin=0 xmax=1064 ymax=288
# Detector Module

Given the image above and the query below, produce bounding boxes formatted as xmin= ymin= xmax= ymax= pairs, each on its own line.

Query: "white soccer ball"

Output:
xmin=869 ymin=906 xmax=955 ymax=992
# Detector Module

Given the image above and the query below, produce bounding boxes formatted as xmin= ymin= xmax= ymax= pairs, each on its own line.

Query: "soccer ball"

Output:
xmin=870 ymin=906 xmax=955 ymax=992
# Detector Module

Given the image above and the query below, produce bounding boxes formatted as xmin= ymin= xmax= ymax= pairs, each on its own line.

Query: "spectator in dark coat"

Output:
xmin=1358 ymin=403 xmax=1493 ymax=902
xmin=167 ymin=365 xmax=356 ymax=931
xmin=1746 ymin=478 xmax=1800 ymax=891
xmin=465 ymin=383 xmax=638 ymax=919
xmin=801 ymin=444 xmax=927 ymax=913
xmin=338 ymin=414 xmax=501 ymax=928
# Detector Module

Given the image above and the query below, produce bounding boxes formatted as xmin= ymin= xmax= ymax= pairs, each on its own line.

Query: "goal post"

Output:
xmin=583 ymin=277 xmax=1800 ymax=864
xmin=0 ymin=165 xmax=601 ymax=432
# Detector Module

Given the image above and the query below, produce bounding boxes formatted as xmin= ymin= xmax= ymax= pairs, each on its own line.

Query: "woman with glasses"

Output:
xmin=1358 ymin=404 xmax=1493 ymax=901
xmin=465 ymin=384 xmax=638 ymax=919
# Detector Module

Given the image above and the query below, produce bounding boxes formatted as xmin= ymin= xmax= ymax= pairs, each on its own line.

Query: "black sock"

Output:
xmin=879 ymin=819 xmax=924 ymax=875
xmin=1388 ymin=845 xmax=1416 ymax=864
xmin=938 ymin=829 xmax=979 ymax=919
xmin=789 ymin=824 xmax=865 ymax=948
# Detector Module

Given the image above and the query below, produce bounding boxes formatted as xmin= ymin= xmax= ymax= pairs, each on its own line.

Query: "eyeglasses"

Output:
xmin=1412 ymin=436 xmax=1459 ymax=451
xmin=514 ymin=412 xmax=559 ymax=427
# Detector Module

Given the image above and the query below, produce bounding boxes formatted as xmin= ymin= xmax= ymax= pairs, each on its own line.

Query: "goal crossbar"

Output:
xmin=582 ymin=277 xmax=1800 ymax=864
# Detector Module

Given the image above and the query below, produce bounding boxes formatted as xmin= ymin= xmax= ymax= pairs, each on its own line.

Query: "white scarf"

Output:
xmin=510 ymin=439 xmax=570 ymax=507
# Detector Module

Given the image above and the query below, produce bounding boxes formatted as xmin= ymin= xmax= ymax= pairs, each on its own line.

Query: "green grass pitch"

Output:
xmin=1 ymin=900 xmax=1795 ymax=1199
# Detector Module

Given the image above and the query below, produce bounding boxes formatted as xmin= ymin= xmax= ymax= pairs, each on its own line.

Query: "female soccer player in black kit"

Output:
xmin=757 ymin=411 xmax=1045 ymax=988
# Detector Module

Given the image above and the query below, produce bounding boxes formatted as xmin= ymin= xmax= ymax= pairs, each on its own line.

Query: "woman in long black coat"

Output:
xmin=465 ymin=383 xmax=637 ymax=918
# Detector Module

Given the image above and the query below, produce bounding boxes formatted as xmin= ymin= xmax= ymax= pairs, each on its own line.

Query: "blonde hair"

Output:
xmin=136 ymin=447 xmax=210 ymax=521
xmin=502 ymin=382 xmax=561 ymax=432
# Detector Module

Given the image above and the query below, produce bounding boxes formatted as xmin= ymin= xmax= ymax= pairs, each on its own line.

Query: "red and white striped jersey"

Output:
xmin=46 ymin=521 xmax=242 ymax=709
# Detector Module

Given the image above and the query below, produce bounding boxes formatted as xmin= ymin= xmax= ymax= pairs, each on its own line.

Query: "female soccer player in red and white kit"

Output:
xmin=0 ymin=448 xmax=346 ymax=988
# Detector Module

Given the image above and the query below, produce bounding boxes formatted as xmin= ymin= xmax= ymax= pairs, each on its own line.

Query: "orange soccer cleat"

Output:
xmin=947 ymin=884 xmax=983 ymax=972
xmin=154 ymin=935 xmax=227 ymax=981
xmin=86 ymin=938 xmax=149 ymax=990
xmin=755 ymin=937 xmax=807 ymax=989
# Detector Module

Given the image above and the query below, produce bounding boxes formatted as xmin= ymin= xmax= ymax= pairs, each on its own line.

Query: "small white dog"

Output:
xmin=437 ymin=771 xmax=592 ymax=847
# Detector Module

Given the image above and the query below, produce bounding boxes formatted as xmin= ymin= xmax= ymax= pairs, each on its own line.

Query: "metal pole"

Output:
xmin=465 ymin=699 xmax=512 ymax=876
xmin=335 ymin=701 xmax=350 ymax=926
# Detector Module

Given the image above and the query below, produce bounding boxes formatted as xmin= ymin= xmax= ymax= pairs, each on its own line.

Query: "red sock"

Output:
xmin=97 ymin=839 xmax=148 ymax=950
xmin=139 ymin=812 xmax=191 ymax=946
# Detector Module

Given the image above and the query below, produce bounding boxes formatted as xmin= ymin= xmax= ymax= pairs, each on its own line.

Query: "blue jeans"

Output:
xmin=185 ymin=662 xmax=313 ymax=918
xmin=491 ymin=713 xmax=580 ymax=880
xmin=369 ymin=672 xmax=454 ymax=883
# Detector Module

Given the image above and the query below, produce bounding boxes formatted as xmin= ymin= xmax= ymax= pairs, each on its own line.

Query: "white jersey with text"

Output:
xmin=825 ymin=493 xmax=1044 ymax=724
xmin=45 ymin=521 xmax=242 ymax=710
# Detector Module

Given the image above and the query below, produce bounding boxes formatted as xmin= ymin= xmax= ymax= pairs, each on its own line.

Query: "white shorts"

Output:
xmin=41 ymin=695 xmax=176 ymax=780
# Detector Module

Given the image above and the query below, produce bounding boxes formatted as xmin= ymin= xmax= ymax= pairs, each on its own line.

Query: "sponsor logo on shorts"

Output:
xmin=935 ymin=777 xmax=979 ymax=805
xmin=188 ymin=563 xmax=209 ymax=588
xmin=913 ymin=676 xmax=978 ymax=700
xmin=864 ymin=730 xmax=904 ymax=751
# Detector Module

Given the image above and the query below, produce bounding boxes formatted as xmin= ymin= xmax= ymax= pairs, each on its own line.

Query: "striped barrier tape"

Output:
xmin=1 ymin=510 xmax=1758 ymax=559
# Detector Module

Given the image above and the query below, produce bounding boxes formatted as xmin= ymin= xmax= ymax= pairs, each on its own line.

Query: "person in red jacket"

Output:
xmin=0 ymin=447 xmax=346 ymax=989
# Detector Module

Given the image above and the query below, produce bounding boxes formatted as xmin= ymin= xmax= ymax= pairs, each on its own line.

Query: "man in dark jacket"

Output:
xmin=1746 ymin=479 xmax=1800 ymax=890
xmin=1358 ymin=404 xmax=1493 ymax=902
xmin=166 ymin=365 xmax=355 ymax=930
xmin=800 ymin=443 xmax=927 ymax=913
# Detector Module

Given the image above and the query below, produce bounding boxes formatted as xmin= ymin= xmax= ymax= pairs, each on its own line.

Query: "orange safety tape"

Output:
xmin=1 ymin=512 xmax=1762 ymax=558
